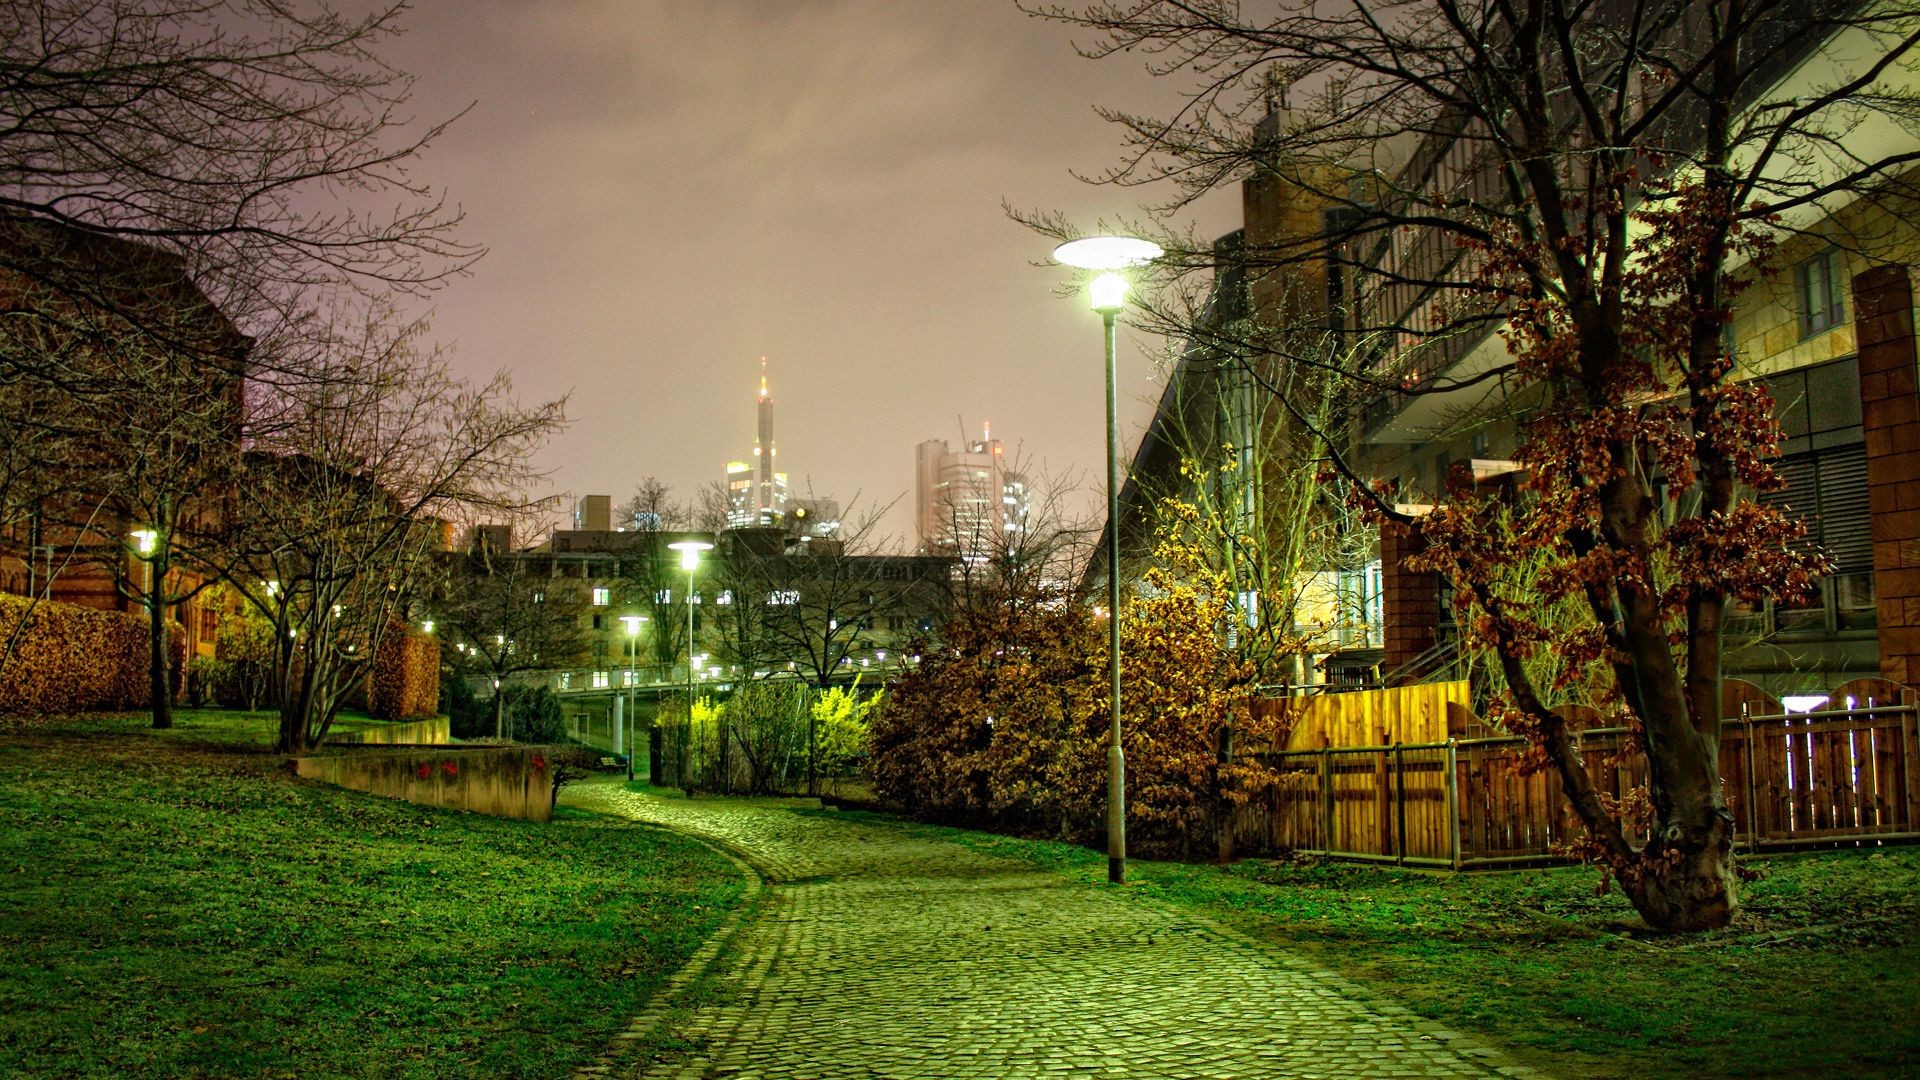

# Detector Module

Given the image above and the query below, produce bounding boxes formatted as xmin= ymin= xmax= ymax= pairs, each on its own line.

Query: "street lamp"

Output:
xmin=667 ymin=539 xmax=714 ymax=791
xmin=129 ymin=526 xmax=167 ymax=727
xmin=1052 ymin=233 xmax=1163 ymax=885
xmin=619 ymin=614 xmax=648 ymax=781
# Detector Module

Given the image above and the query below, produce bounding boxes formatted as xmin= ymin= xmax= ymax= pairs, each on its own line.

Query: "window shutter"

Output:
xmin=1816 ymin=443 xmax=1871 ymax=573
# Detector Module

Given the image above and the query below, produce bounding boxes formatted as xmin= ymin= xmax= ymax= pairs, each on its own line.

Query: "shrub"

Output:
xmin=368 ymin=620 xmax=439 ymax=720
xmin=507 ymin=685 xmax=565 ymax=744
xmin=0 ymin=594 xmax=177 ymax=717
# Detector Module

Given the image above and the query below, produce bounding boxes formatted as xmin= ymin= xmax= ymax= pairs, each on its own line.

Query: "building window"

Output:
xmin=592 ymin=671 xmax=609 ymax=688
xmin=592 ymin=587 xmax=610 ymax=606
xmin=592 ymin=613 xmax=604 ymax=629
xmin=1797 ymin=248 xmax=1847 ymax=338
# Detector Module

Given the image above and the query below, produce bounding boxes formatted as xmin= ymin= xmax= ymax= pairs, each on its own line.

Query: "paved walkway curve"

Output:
xmin=565 ymin=782 xmax=1547 ymax=1080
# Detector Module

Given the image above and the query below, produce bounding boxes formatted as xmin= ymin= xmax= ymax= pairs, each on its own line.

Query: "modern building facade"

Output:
xmin=915 ymin=425 xmax=1028 ymax=568
xmin=725 ymin=358 xmax=789 ymax=528
xmin=1102 ymin=15 xmax=1917 ymax=699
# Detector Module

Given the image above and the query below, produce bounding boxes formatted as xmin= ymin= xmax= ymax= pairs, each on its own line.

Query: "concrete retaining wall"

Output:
xmin=334 ymin=716 xmax=451 ymax=745
xmin=294 ymin=744 xmax=556 ymax=822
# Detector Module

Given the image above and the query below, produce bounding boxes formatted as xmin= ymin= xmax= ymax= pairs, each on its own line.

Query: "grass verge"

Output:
xmin=0 ymin=710 xmax=745 ymax=1079
xmin=822 ymin=809 xmax=1920 ymax=1079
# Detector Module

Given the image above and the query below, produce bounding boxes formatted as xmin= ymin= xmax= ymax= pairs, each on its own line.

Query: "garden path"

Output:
xmin=563 ymin=781 xmax=1546 ymax=1080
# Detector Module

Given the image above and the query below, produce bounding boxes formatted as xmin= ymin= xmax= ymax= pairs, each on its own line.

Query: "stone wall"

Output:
xmin=294 ymin=745 xmax=556 ymax=822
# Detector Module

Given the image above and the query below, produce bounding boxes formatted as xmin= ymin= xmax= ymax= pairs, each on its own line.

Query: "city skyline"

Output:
xmin=372 ymin=1 xmax=1240 ymax=548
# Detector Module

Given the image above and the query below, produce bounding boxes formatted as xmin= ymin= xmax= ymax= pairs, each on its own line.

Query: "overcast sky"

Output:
xmin=379 ymin=0 xmax=1239 ymax=547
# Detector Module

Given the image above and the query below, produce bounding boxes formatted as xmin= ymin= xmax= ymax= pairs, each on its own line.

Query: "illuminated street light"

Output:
xmin=667 ymin=539 xmax=714 ymax=791
xmin=620 ymin=614 xmax=648 ymax=780
xmin=1052 ymin=233 xmax=1163 ymax=885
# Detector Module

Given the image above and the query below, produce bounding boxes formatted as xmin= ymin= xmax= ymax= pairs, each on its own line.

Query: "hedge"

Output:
xmin=0 ymin=594 xmax=179 ymax=717
xmin=367 ymin=621 xmax=440 ymax=721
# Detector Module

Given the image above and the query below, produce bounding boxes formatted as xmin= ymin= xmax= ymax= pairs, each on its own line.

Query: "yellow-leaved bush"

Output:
xmin=367 ymin=619 xmax=441 ymax=721
xmin=0 ymin=594 xmax=178 ymax=717
xmin=869 ymin=500 xmax=1293 ymax=853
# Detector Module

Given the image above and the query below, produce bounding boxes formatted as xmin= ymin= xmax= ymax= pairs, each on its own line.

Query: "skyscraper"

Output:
xmin=725 ymin=358 xmax=789 ymax=528
xmin=916 ymin=423 xmax=1027 ymax=567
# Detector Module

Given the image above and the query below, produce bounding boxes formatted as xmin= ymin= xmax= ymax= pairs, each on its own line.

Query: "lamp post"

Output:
xmin=620 ymin=614 xmax=647 ymax=781
xmin=128 ymin=527 xmax=171 ymax=729
xmin=1051 ymin=234 xmax=1163 ymax=885
xmin=667 ymin=539 xmax=714 ymax=791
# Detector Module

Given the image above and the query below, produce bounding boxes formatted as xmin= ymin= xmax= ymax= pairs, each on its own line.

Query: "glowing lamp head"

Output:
xmin=669 ymin=538 xmax=714 ymax=571
xmin=130 ymin=528 xmax=158 ymax=557
xmin=1088 ymin=273 xmax=1129 ymax=315
xmin=620 ymin=614 xmax=647 ymax=636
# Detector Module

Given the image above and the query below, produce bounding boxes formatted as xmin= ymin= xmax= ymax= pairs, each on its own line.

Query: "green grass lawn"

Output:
xmin=835 ymin=811 xmax=1920 ymax=1079
xmin=0 ymin=710 xmax=746 ymax=1079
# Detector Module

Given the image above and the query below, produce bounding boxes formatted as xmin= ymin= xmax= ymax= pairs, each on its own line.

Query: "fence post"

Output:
xmin=1445 ymin=739 xmax=1461 ymax=870
xmin=1393 ymin=743 xmax=1407 ymax=865
xmin=1904 ymin=693 xmax=1920 ymax=832
xmin=1741 ymin=704 xmax=1759 ymax=853
xmin=1320 ymin=746 xmax=1335 ymax=854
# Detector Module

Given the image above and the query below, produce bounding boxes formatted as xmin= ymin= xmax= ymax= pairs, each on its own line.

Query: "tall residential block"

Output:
xmin=726 ymin=358 xmax=788 ymax=528
xmin=916 ymin=424 xmax=1027 ymax=567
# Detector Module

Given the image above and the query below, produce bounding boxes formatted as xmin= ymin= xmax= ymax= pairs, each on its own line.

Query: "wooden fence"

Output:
xmin=1254 ymin=680 xmax=1470 ymax=749
xmin=1227 ymin=681 xmax=1920 ymax=867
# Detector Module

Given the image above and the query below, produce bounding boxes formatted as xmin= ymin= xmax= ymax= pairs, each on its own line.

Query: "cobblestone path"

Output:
xmin=565 ymin=782 xmax=1544 ymax=1080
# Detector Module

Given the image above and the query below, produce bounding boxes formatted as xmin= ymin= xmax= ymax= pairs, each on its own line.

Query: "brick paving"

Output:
xmin=564 ymin=781 xmax=1546 ymax=1080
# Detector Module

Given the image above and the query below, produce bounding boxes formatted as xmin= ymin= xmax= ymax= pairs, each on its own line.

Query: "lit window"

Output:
xmin=592 ymin=671 xmax=609 ymax=688
xmin=1797 ymin=248 xmax=1847 ymax=337
xmin=592 ymin=587 xmax=610 ymax=606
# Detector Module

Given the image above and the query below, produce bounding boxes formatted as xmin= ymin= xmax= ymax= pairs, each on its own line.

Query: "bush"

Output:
xmin=0 ymin=594 xmax=177 ymax=718
xmin=446 ymin=674 xmax=489 ymax=739
xmin=507 ymin=685 xmax=565 ymax=744
xmin=368 ymin=621 xmax=439 ymax=720
xmin=207 ymin=613 xmax=275 ymax=711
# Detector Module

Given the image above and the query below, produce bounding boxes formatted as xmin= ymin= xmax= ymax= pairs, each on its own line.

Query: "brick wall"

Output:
xmin=1851 ymin=264 xmax=1920 ymax=684
xmin=1379 ymin=522 xmax=1440 ymax=683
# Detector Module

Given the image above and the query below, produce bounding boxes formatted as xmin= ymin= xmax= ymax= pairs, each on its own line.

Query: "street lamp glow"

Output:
xmin=1088 ymin=273 xmax=1129 ymax=314
xmin=619 ymin=615 xmax=647 ymax=635
xmin=669 ymin=538 xmax=714 ymax=570
xmin=1053 ymin=231 xmax=1161 ymax=887
xmin=1051 ymin=235 xmax=1163 ymax=270
xmin=129 ymin=528 xmax=158 ymax=557
xmin=666 ymin=539 xmax=713 ymax=792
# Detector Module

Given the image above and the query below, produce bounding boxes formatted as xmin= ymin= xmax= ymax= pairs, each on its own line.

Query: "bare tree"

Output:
xmin=1026 ymin=0 xmax=1920 ymax=930
xmin=613 ymin=477 xmax=695 ymax=675
xmin=436 ymin=546 xmax=592 ymax=739
xmin=0 ymin=0 xmax=475 ymax=327
xmin=216 ymin=307 xmax=563 ymax=752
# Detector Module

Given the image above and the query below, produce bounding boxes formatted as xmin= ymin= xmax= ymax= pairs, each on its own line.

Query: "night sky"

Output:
xmin=379 ymin=0 xmax=1237 ymax=546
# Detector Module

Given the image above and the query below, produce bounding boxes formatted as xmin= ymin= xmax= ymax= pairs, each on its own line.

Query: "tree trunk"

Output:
xmin=148 ymin=594 xmax=172 ymax=729
xmin=1627 ymin=719 xmax=1739 ymax=932
xmin=1624 ymin=809 xmax=1738 ymax=932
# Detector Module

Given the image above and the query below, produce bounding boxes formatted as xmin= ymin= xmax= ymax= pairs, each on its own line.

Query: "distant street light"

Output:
xmin=667 ymin=539 xmax=714 ymax=792
xmin=1051 ymin=233 xmax=1162 ymax=885
xmin=129 ymin=525 xmax=166 ymax=727
xmin=620 ymin=614 xmax=648 ymax=781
